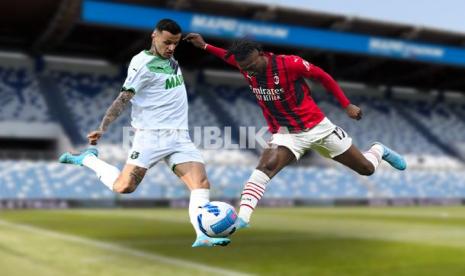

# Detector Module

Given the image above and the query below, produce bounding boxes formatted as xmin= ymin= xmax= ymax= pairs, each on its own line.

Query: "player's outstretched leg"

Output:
xmin=334 ymin=142 xmax=406 ymax=177
xmin=59 ymin=147 xmax=121 ymax=191
xmin=374 ymin=142 xmax=407 ymax=170
xmin=237 ymin=146 xmax=295 ymax=229
xmin=171 ymin=161 xmax=231 ymax=247
xmin=236 ymin=169 xmax=269 ymax=229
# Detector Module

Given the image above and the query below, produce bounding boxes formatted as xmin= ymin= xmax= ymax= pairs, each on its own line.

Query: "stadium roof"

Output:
xmin=2 ymin=0 xmax=465 ymax=92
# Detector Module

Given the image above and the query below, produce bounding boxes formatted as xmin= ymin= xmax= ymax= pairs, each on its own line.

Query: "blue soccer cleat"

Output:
xmin=235 ymin=217 xmax=250 ymax=230
xmin=58 ymin=148 xmax=98 ymax=166
xmin=374 ymin=142 xmax=407 ymax=171
xmin=192 ymin=234 xmax=231 ymax=247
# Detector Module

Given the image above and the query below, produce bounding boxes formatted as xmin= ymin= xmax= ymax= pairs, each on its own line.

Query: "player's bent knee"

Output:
xmin=256 ymin=164 xmax=274 ymax=178
xmin=114 ymin=185 xmax=136 ymax=194
xmin=198 ymin=177 xmax=209 ymax=189
xmin=113 ymin=180 xmax=137 ymax=194
xmin=358 ymin=163 xmax=375 ymax=176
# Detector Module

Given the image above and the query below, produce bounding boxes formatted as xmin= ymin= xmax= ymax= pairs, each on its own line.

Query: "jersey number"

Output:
xmin=332 ymin=127 xmax=346 ymax=140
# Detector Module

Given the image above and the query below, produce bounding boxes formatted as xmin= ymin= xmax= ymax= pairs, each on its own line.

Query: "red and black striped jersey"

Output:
xmin=205 ymin=44 xmax=351 ymax=133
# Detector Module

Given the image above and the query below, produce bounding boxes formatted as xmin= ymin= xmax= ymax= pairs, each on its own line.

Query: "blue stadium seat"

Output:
xmin=3 ymin=161 xmax=464 ymax=199
xmin=0 ymin=67 xmax=51 ymax=122
xmin=48 ymin=70 xmax=221 ymax=144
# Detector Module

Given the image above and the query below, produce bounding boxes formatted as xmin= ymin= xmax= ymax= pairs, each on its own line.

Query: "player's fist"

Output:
xmin=87 ymin=130 xmax=103 ymax=145
xmin=183 ymin=33 xmax=206 ymax=49
xmin=345 ymin=104 xmax=362 ymax=120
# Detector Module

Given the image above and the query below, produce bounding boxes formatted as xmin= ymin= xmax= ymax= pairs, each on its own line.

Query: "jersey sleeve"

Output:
xmin=121 ymin=59 xmax=148 ymax=94
xmin=205 ymin=44 xmax=239 ymax=68
xmin=288 ymin=55 xmax=350 ymax=108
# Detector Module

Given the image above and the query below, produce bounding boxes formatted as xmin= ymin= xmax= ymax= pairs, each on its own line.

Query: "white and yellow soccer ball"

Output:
xmin=197 ymin=201 xmax=237 ymax=237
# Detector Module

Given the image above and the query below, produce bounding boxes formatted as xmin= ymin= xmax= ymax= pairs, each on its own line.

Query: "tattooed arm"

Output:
xmin=87 ymin=90 xmax=134 ymax=145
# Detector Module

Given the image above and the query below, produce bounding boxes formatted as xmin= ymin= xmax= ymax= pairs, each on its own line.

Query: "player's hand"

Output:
xmin=87 ymin=130 xmax=103 ymax=145
xmin=345 ymin=104 xmax=362 ymax=120
xmin=183 ymin=33 xmax=207 ymax=49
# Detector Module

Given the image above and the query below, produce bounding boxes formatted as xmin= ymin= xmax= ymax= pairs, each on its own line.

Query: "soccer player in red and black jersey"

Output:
xmin=185 ymin=33 xmax=406 ymax=229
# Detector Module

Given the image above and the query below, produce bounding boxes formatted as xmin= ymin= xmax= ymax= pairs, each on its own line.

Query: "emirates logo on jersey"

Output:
xmin=250 ymin=85 xmax=283 ymax=101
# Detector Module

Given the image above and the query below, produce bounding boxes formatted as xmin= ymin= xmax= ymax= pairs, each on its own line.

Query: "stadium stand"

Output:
xmin=48 ymin=69 xmax=221 ymax=145
xmin=50 ymin=69 xmax=131 ymax=144
xmin=1 ymin=62 xmax=464 ymax=200
xmin=2 ymin=161 xmax=465 ymax=200
xmin=0 ymin=66 xmax=51 ymax=123
xmin=371 ymin=169 xmax=465 ymax=198
xmin=400 ymin=100 xmax=465 ymax=157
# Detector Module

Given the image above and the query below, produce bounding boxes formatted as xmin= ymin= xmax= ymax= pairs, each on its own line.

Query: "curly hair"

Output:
xmin=225 ymin=39 xmax=263 ymax=61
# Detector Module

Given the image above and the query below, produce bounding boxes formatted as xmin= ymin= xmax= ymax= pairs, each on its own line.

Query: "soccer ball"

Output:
xmin=197 ymin=201 xmax=237 ymax=237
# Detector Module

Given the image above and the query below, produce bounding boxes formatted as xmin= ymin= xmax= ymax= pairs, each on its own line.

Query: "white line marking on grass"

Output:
xmin=0 ymin=219 xmax=251 ymax=276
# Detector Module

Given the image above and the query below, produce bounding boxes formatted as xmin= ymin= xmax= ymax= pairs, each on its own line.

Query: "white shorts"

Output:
xmin=126 ymin=129 xmax=204 ymax=169
xmin=270 ymin=117 xmax=352 ymax=160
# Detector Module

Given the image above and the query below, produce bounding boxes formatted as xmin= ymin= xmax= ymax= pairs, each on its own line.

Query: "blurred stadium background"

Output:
xmin=1 ymin=0 xmax=465 ymax=275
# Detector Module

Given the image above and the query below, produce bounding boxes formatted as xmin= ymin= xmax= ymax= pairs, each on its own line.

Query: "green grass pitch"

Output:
xmin=1 ymin=207 xmax=465 ymax=276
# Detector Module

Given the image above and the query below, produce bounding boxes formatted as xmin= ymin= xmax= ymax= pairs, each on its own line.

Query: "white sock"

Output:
xmin=189 ymin=189 xmax=210 ymax=237
xmin=238 ymin=169 xmax=270 ymax=223
xmin=363 ymin=144 xmax=384 ymax=171
xmin=82 ymin=155 xmax=120 ymax=191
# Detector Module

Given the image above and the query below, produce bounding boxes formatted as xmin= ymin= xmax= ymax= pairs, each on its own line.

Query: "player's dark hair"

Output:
xmin=225 ymin=40 xmax=263 ymax=61
xmin=155 ymin=19 xmax=182 ymax=34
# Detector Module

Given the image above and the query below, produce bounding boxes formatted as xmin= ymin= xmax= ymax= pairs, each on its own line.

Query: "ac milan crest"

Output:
xmin=273 ymin=74 xmax=279 ymax=85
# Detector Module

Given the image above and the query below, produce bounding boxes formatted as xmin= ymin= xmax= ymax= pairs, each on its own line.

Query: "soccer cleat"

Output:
xmin=191 ymin=234 xmax=231 ymax=247
xmin=374 ymin=142 xmax=407 ymax=171
xmin=235 ymin=217 xmax=250 ymax=230
xmin=58 ymin=148 xmax=98 ymax=166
